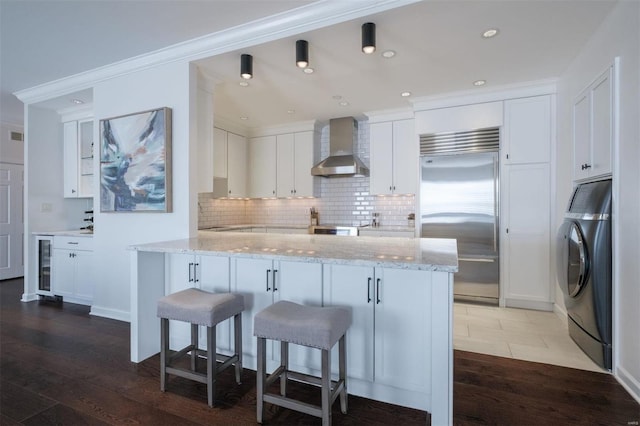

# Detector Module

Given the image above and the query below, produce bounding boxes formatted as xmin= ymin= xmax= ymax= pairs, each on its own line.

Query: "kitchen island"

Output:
xmin=130 ymin=232 xmax=457 ymax=425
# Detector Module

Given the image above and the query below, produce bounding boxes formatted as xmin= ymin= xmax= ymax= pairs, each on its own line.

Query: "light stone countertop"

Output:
xmin=131 ymin=231 xmax=458 ymax=272
xmin=32 ymin=230 xmax=93 ymax=237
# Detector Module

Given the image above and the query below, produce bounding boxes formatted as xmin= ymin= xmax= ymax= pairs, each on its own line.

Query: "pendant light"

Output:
xmin=362 ymin=22 xmax=376 ymax=54
xmin=240 ymin=54 xmax=253 ymax=79
xmin=296 ymin=40 xmax=309 ymax=68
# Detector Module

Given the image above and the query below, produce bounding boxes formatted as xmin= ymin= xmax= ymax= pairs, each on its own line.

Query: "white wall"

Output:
xmin=556 ymin=1 xmax=640 ymax=401
xmin=90 ymin=60 xmax=197 ymax=320
xmin=23 ymin=106 xmax=90 ymax=299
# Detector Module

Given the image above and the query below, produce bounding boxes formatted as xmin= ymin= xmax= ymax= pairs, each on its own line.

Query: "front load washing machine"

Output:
xmin=557 ymin=179 xmax=612 ymax=370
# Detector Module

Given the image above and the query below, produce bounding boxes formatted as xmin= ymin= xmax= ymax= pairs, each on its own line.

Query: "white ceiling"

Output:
xmin=1 ymin=1 xmax=616 ymax=129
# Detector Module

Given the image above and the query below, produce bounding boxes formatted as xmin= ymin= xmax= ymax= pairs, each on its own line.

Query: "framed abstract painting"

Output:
xmin=99 ymin=107 xmax=172 ymax=212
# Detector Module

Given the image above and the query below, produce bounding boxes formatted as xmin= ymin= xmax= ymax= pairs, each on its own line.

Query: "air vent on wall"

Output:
xmin=10 ymin=131 xmax=23 ymax=142
xmin=420 ymin=127 xmax=499 ymax=156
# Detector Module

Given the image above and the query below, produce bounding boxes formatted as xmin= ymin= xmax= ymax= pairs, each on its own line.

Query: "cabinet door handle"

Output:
xmin=67 ymin=242 xmax=79 ymax=245
xmin=266 ymin=269 xmax=271 ymax=291
xmin=367 ymin=277 xmax=372 ymax=303
xmin=72 ymin=189 xmax=76 ymax=194
xmin=376 ymin=278 xmax=381 ymax=304
xmin=581 ymin=163 xmax=592 ymax=170
xmin=194 ymin=263 xmax=199 ymax=283
xmin=272 ymin=269 xmax=278 ymax=291
xmin=188 ymin=262 xmax=194 ymax=282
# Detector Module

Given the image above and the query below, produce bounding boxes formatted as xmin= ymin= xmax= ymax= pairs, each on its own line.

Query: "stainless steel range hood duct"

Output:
xmin=311 ymin=117 xmax=370 ymax=177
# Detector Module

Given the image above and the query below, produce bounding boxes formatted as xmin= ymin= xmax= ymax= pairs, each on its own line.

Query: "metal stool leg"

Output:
xmin=280 ymin=341 xmax=289 ymax=397
xmin=191 ymin=323 xmax=198 ymax=371
xmin=257 ymin=337 xmax=266 ymax=424
xmin=207 ymin=325 xmax=216 ymax=407
xmin=160 ymin=318 xmax=169 ymax=392
xmin=234 ymin=312 xmax=243 ymax=384
xmin=339 ymin=334 xmax=348 ymax=414
xmin=321 ymin=348 xmax=331 ymax=426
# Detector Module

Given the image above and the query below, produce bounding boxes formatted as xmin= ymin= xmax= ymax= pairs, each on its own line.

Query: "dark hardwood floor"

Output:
xmin=1 ymin=278 xmax=638 ymax=425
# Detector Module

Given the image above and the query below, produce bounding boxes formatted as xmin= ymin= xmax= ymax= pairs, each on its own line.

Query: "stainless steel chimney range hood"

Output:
xmin=311 ymin=117 xmax=369 ymax=177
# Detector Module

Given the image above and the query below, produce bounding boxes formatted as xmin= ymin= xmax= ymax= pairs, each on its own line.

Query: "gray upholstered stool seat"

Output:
xmin=254 ymin=300 xmax=352 ymax=425
xmin=157 ymin=288 xmax=244 ymax=407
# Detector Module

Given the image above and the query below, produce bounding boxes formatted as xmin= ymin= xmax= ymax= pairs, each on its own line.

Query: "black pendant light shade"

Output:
xmin=241 ymin=54 xmax=253 ymax=79
xmin=362 ymin=22 xmax=376 ymax=54
xmin=296 ymin=40 xmax=309 ymax=68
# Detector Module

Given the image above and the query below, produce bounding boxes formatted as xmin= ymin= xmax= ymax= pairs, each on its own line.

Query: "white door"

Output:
xmin=0 ymin=163 xmax=24 ymax=279
xmin=374 ymin=267 xmax=430 ymax=393
xmin=322 ymin=263 xmax=374 ymax=381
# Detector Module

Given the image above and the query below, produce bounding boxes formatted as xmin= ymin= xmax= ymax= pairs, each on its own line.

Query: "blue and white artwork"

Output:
xmin=100 ymin=107 xmax=172 ymax=212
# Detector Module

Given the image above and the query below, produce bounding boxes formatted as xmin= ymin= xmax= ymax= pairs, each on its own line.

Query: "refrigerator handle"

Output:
xmin=493 ymin=155 xmax=498 ymax=252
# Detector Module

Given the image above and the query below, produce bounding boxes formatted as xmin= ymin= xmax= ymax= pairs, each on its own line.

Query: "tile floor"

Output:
xmin=454 ymin=302 xmax=606 ymax=373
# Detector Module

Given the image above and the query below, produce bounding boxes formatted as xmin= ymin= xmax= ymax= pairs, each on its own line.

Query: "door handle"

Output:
xmin=266 ymin=269 xmax=271 ymax=291
xmin=272 ymin=269 xmax=278 ymax=291
xmin=376 ymin=278 xmax=381 ymax=304
xmin=188 ymin=262 xmax=194 ymax=282
xmin=194 ymin=263 xmax=199 ymax=283
xmin=367 ymin=277 xmax=372 ymax=303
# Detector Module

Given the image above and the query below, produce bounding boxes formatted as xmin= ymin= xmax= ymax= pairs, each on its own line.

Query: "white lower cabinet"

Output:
xmin=232 ymin=258 xmax=322 ymax=370
xmin=322 ymin=264 xmax=428 ymax=393
xmin=502 ymin=163 xmax=551 ymax=309
xmin=51 ymin=236 xmax=93 ymax=305
xmin=166 ymin=254 xmax=231 ymax=352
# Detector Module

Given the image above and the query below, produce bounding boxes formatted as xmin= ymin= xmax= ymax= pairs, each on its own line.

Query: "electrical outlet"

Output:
xmin=41 ymin=203 xmax=52 ymax=212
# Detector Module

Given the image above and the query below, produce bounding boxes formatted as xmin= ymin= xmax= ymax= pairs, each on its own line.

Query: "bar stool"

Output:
xmin=156 ymin=288 xmax=244 ymax=407
xmin=254 ymin=300 xmax=351 ymax=425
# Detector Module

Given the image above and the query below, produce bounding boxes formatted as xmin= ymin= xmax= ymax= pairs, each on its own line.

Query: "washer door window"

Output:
xmin=566 ymin=222 xmax=588 ymax=297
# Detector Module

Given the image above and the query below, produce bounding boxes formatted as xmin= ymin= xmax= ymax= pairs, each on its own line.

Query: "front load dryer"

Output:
xmin=557 ymin=179 xmax=612 ymax=370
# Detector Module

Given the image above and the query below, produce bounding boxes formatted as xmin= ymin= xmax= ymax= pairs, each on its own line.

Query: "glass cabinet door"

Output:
xmin=36 ymin=236 xmax=53 ymax=294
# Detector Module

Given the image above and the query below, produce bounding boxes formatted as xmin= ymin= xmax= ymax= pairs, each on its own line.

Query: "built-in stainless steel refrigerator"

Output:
xmin=420 ymin=129 xmax=500 ymax=304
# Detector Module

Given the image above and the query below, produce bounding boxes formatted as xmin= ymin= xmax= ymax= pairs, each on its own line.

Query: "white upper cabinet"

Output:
xmin=573 ymin=64 xmax=614 ymax=181
xmin=503 ymin=95 xmax=551 ymax=164
xmin=248 ymin=129 xmax=315 ymax=199
xmin=213 ymin=127 xmax=228 ymax=179
xmin=370 ymin=119 xmax=417 ymax=195
xmin=212 ymin=127 xmax=247 ymax=198
xmin=276 ymin=133 xmax=294 ymax=197
xmin=63 ymin=119 xmax=94 ymax=198
xmin=277 ymin=131 xmax=314 ymax=198
xmin=227 ymin=132 xmax=247 ymax=198
xmin=196 ymin=87 xmax=215 ymax=193
xmin=249 ymin=135 xmax=277 ymax=198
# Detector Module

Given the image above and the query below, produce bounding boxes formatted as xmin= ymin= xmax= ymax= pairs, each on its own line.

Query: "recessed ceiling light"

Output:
xmin=239 ymin=81 xmax=249 ymax=87
xmin=482 ymin=28 xmax=499 ymax=38
xmin=70 ymin=99 xmax=84 ymax=104
xmin=339 ymin=101 xmax=349 ymax=107
xmin=381 ymin=50 xmax=396 ymax=59
xmin=240 ymin=116 xmax=249 ymax=120
xmin=401 ymin=91 xmax=411 ymax=97
xmin=473 ymin=80 xmax=487 ymax=86
xmin=303 ymin=67 xmax=314 ymax=74
xmin=287 ymin=109 xmax=295 ymax=114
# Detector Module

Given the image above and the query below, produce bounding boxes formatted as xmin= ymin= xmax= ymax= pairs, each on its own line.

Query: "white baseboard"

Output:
xmin=505 ymin=298 xmax=553 ymax=311
xmin=553 ymin=303 xmax=568 ymax=325
xmin=90 ymin=305 xmax=130 ymax=323
xmin=616 ymin=365 xmax=640 ymax=404
xmin=21 ymin=292 xmax=39 ymax=302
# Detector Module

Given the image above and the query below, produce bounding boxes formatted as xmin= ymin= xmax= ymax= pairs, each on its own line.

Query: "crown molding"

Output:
xmin=411 ymin=79 xmax=558 ymax=111
xmin=15 ymin=0 xmax=420 ymax=106
xmin=248 ymin=119 xmax=318 ymax=138
xmin=364 ymin=107 xmax=414 ymax=123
